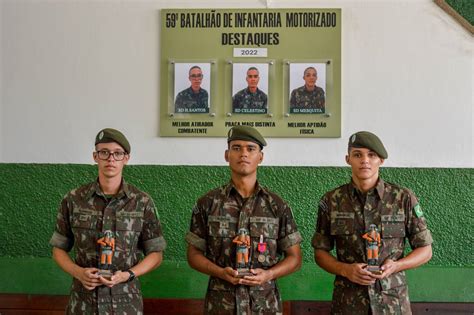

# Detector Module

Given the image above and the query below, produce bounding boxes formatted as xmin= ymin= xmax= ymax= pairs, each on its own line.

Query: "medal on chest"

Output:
xmin=257 ymin=235 xmax=267 ymax=263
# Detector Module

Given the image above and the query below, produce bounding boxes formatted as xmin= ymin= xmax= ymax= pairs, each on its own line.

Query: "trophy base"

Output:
xmin=98 ymin=269 xmax=114 ymax=280
xmin=367 ymin=265 xmax=382 ymax=275
xmin=236 ymin=268 xmax=253 ymax=278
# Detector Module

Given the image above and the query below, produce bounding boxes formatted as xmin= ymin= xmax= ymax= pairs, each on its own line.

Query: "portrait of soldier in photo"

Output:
xmin=232 ymin=64 xmax=268 ymax=114
xmin=289 ymin=63 xmax=326 ymax=114
xmin=174 ymin=64 xmax=210 ymax=114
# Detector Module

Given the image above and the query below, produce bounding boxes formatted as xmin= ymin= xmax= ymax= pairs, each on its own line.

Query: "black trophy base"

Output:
xmin=98 ymin=269 xmax=114 ymax=280
xmin=236 ymin=267 xmax=253 ymax=278
xmin=367 ymin=265 xmax=382 ymax=275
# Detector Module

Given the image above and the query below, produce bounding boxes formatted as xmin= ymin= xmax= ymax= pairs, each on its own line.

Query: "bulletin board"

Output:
xmin=160 ymin=9 xmax=341 ymax=138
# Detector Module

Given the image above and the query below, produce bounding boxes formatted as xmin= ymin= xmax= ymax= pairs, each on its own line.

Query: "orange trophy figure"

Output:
xmin=233 ymin=228 xmax=251 ymax=276
xmin=97 ymin=230 xmax=115 ymax=279
xmin=362 ymin=224 xmax=382 ymax=274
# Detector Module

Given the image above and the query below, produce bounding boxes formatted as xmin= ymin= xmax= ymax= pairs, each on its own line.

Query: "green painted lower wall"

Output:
xmin=0 ymin=164 xmax=473 ymax=301
xmin=1 ymin=258 xmax=472 ymax=302
xmin=446 ymin=0 xmax=474 ymax=25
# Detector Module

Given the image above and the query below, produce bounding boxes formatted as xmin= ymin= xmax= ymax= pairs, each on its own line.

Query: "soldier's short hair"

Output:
xmin=304 ymin=67 xmax=317 ymax=76
xmin=189 ymin=65 xmax=202 ymax=75
xmin=247 ymin=67 xmax=259 ymax=75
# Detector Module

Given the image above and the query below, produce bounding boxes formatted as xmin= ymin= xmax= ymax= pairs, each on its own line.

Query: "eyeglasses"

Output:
xmin=96 ymin=150 xmax=127 ymax=161
xmin=189 ymin=74 xmax=203 ymax=78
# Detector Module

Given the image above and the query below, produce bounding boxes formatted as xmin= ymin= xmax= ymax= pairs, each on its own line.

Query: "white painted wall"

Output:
xmin=1 ymin=0 xmax=472 ymax=167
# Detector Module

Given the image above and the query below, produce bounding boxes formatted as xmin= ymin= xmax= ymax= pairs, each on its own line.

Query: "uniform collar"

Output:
xmin=245 ymin=87 xmax=261 ymax=95
xmin=87 ymin=178 xmax=131 ymax=200
xmin=304 ymin=85 xmax=317 ymax=92
xmin=188 ymin=86 xmax=203 ymax=94
xmin=374 ymin=178 xmax=385 ymax=199
xmin=225 ymin=180 xmax=265 ymax=199
xmin=349 ymin=178 xmax=385 ymax=200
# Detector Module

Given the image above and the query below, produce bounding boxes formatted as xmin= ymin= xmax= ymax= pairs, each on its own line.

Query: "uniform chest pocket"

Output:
xmin=381 ymin=214 xmax=406 ymax=238
xmin=71 ymin=208 xmax=100 ymax=230
xmin=115 ymin=211 xmax=144 ymax=254
xmin=249 ymin=217 xmax=279 ymax=239
xmin=330 ymin=212 xmax=355 ymax=236
xmin=208 ymin=216 xmax=237 ymax=238
xmin=116 ymin=211 xmax=144 ymax=232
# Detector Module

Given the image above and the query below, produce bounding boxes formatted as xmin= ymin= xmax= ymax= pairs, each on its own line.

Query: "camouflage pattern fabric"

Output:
xmin=312 ymin=179 xmax=433 ymax=315
xmin=175 ymin=87 xmax=209 ymax=113
xmin=186 ymin=181 xmax=302 ymax=314
xmin=232 ymin=88 xmax=268 ymax=113
xmin=50 ymin=180 xmax=167 ymax=315
xmin=289 ymin=85 xmax=325 ymax=111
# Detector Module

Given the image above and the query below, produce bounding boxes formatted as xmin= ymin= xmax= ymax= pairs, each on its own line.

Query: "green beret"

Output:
xmin=227 ymin=125 xmax=267 ymax=148
xmin=348 ymin=131 xmax=387 ymax=159
xmin=95 ymin=128 xmax=131 ymax=153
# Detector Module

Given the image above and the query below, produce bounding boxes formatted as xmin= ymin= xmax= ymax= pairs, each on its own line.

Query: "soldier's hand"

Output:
xmin=220 ymin=267 xmax=240 ymax=285
xmin=76 ymin=267 xmax=101 ymax=290
xmin=239 ymin=268 xmax=274 ymax=286
xmin=375 ymin=259 xmax=399 ymax=279
xmin=99 ymin=270 xmax=129 ymax=288
xmin=341 ymin=263 xmax=377 ymax=286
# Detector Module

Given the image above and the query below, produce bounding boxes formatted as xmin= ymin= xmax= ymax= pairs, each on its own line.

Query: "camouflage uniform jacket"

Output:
xmin=50 ymin=179 xmax=167 ymax=315
xmin=186 ymin=181 xmax=302 ymax=315
xmin=290 ymin=85 xmax=325 ymax=111
xmin=312 ymin=179 xmax=433 ymax=315
xmin=232 ymin=88 xmax=268 ymax=113
xmin=175 ymin=87 xmax=209 ymax=113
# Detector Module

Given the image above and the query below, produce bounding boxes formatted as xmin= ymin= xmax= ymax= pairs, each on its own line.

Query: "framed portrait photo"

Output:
xmin=288 ymin=63 xmax=326 ymax=114
xmin=231 ymin=63 xmax=269 ymax=114
xmin=174 ymin=63 xmax=211 ymax=114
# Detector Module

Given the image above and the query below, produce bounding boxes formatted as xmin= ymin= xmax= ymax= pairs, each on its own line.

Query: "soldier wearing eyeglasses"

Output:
xmin=175 ymin=65 xmax=209 ymax=113
xmin=232 ymin=67 xmax=268 ymax=114
xmin=50 ymin=128 xmax=167 ymax=314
